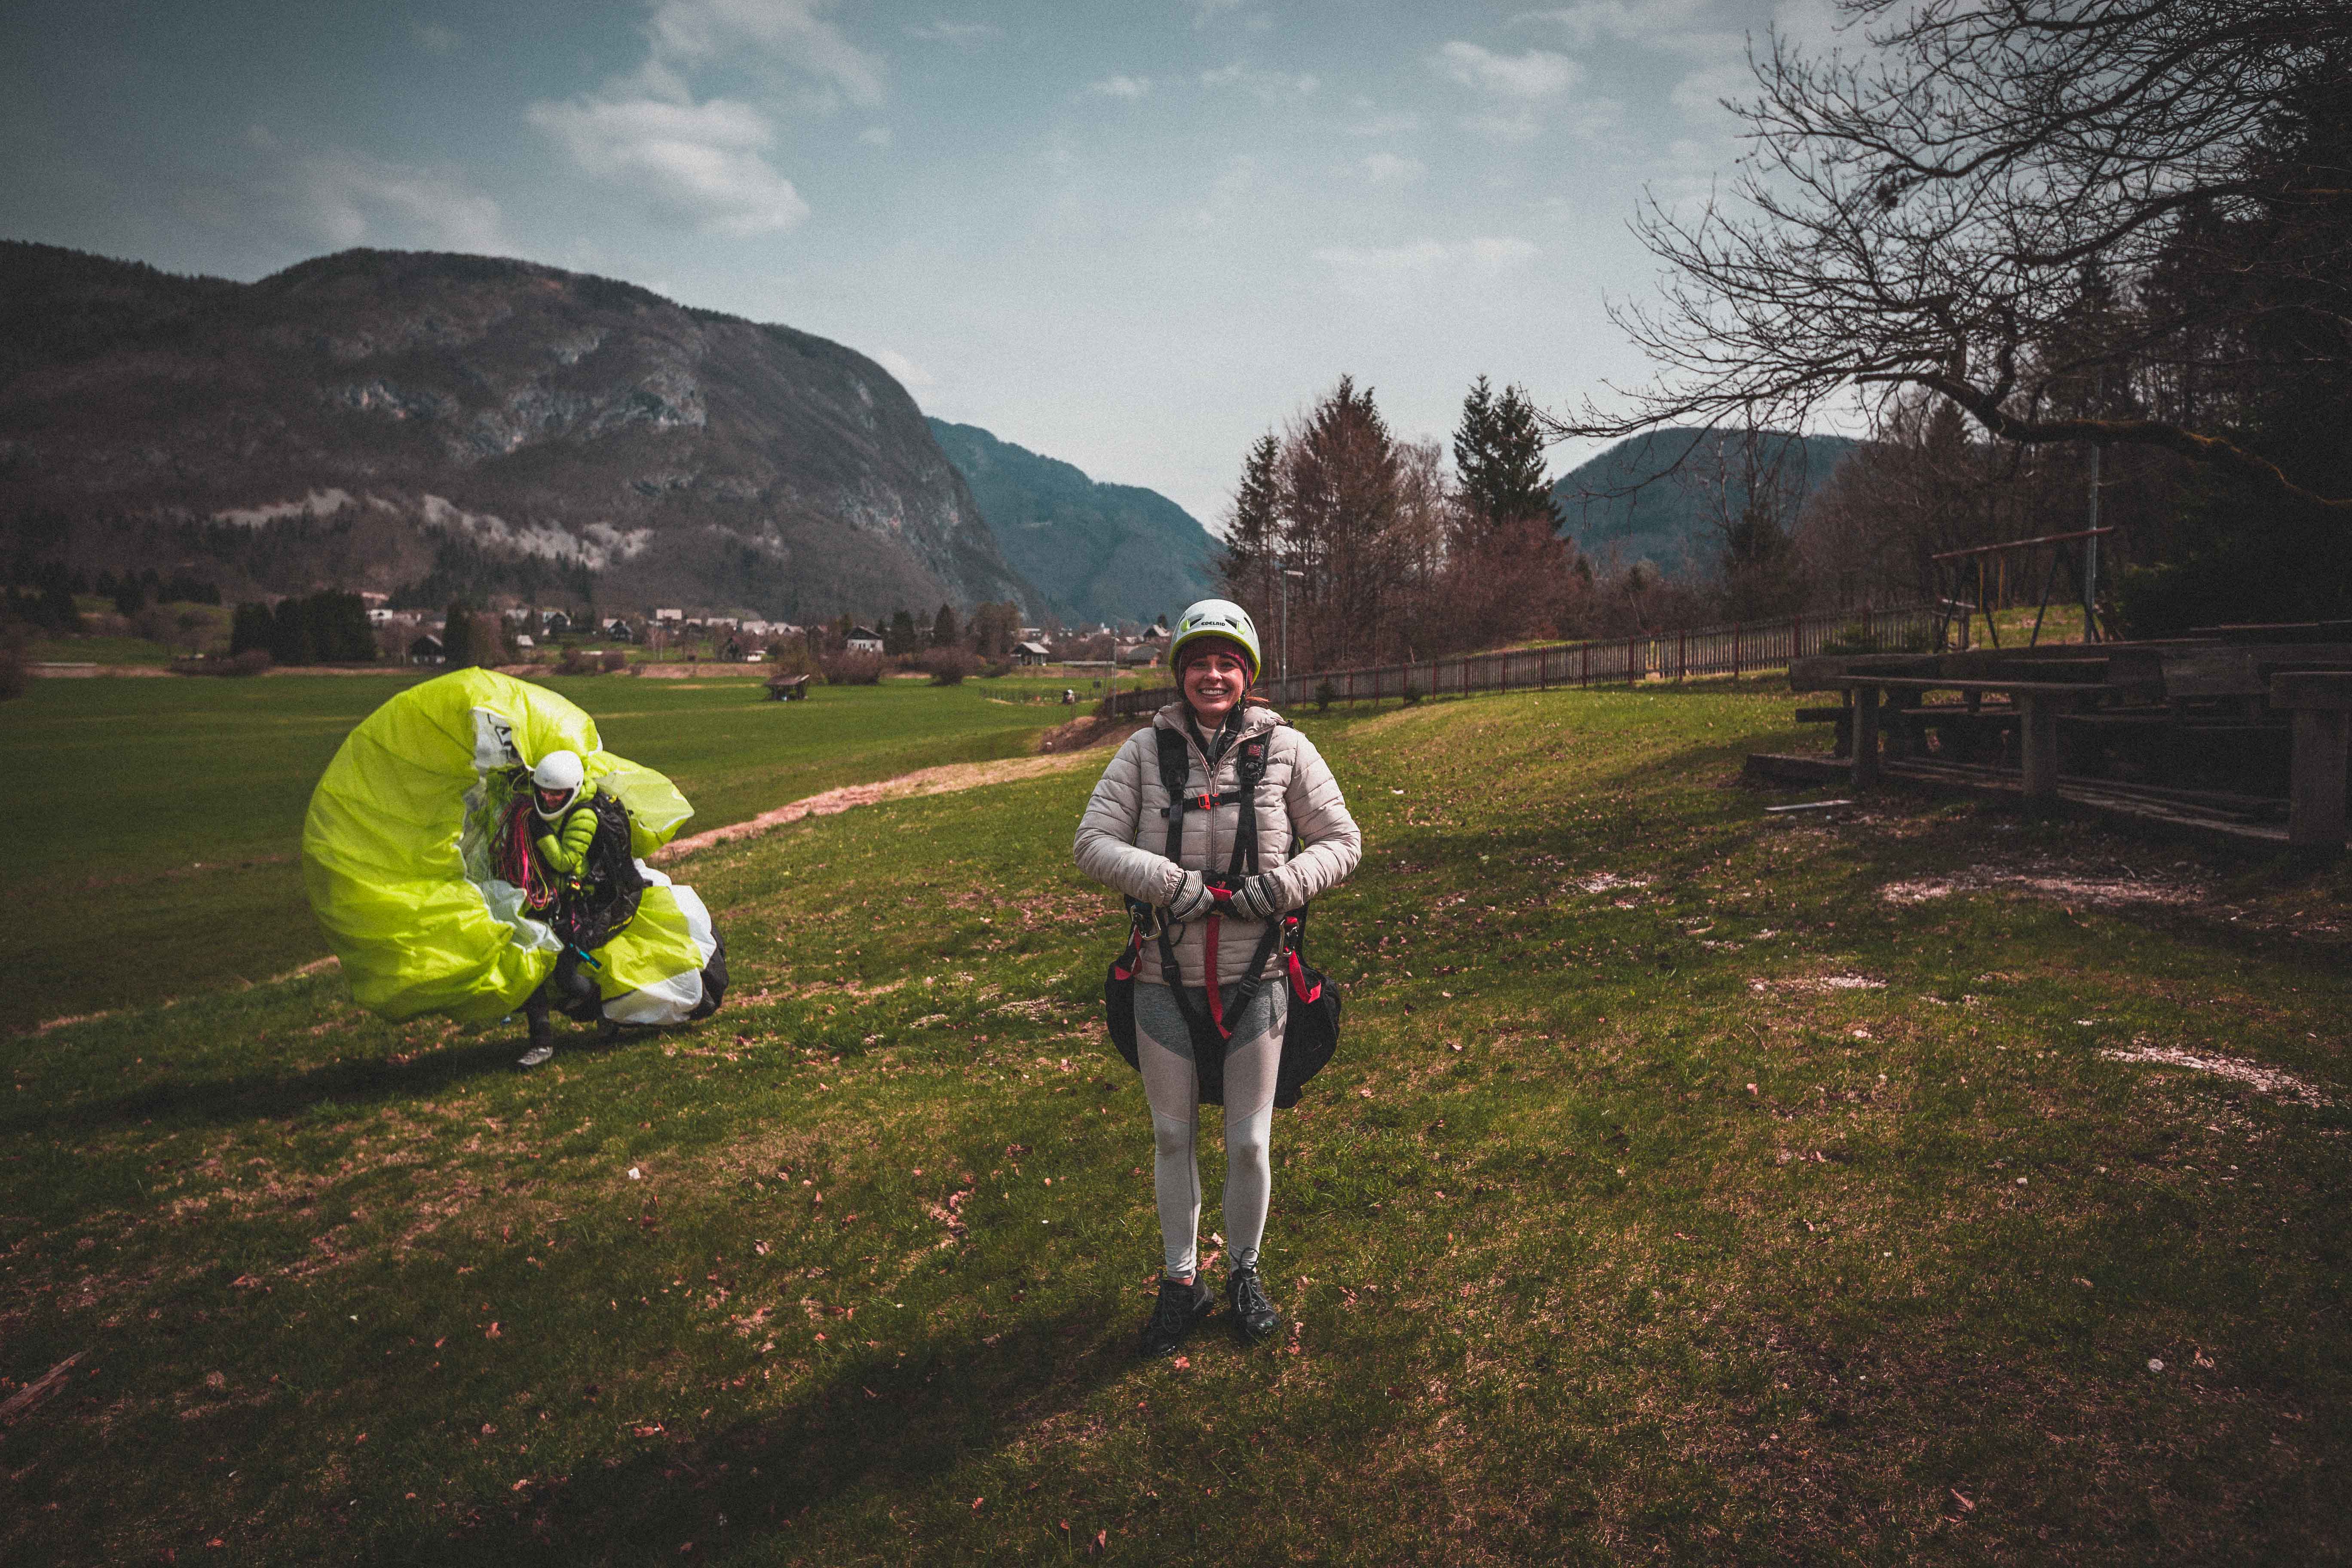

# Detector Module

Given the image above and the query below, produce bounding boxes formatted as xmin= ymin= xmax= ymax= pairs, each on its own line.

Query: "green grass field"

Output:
xmin=4 ymin=680 xmax=2349 ymax=1564
xmin=5 ymin=672 xmax=1067 ymax=1032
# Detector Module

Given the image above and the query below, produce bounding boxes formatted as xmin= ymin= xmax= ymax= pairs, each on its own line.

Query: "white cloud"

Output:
xmin=1189 ymin=0 xmax=1243 ymax=25
xmin=293 ymin=150 xmax=509 ymax=251
xmin=1770 ymin=0 xmax=1844 ymax=50
xmin=858 ymin=124 xmax=892 ymax=147
xmin=1176 ymin=153 xmax=1260 ymax=230
xmin=1200 ymin=62 xmax=1319 ymax=98
xmin=1514 ymin=0 xmax=1743 ymax=57
xmin=1086 ymin=74 xmax=1152 ymax=98
xmin=1312 ymin=236 xmax=1539 ymax=299
xmin=1432 ymin=42 xmax=1583 ymax=98
xmin=1461 ymin=109 xmax=1544 ymax=142
xmin=1315 ymin=239 xmax=1451 ymax=274
xmin=872 ymin=348 xmax=935 ymax=389
xmin=1670 ymin=61 xmax=1752 ymax=116
xmin=1363 ymin=152 xmax=1425 ymax=183
xmin=1346 ymin=109 xmax=1423 ymax=138
xmin=1468 ymin=236 xmax=1540 ymax=266
xmin=645 ymin=0 xmax=884 ymax=107
xmin=902 ymin=18 xmax=1000 ymax=46
xmin=527 ymin=95 xmax=809 ymax=235
xmin=410 ymin=21 xmax=459 ymax=53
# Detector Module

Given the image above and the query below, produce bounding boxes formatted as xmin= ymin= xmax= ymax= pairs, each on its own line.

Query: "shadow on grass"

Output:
xmin=373 ymin=1298 xmax=1143 ymax=1566
xmin=0 ymin=1023 xmax=659 ymax=1140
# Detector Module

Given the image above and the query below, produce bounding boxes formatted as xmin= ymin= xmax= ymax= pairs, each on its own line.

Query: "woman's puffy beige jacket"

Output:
xmin=1073 ymin=701 xmax=1361 ymax=984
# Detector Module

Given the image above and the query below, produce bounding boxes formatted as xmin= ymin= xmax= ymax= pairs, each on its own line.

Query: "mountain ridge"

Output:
xmin=924 ymin=418 xmax=1219 ymax=628
xmin=0 ymin=241 xmax=1039 ymax=619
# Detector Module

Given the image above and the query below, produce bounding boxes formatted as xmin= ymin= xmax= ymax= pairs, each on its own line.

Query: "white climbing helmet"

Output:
xmin=1168 ymin=599 xmax=1261 ymax=681
xmin=531 ymin=749 xmax=586 ymax=819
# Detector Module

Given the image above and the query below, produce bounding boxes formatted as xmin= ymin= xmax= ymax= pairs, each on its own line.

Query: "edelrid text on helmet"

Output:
xmin=1169 ymin=598 xmax=1262 ymax=681
xmin=532 ymin=749 xmax=586 ymax=819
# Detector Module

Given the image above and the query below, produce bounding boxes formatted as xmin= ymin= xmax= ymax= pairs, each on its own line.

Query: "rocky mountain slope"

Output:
xmin=925 ymin=418 xmax=1217 ymax=628
xmin=1552 ymin=427 xmax=1861 ymax=576
xmin=0 ymin=242 xmax=1037 ymax=619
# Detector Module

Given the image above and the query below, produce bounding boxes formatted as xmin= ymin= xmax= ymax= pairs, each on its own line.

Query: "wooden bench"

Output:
xmin=1844 ymin=677 xmax=2119 ymax=799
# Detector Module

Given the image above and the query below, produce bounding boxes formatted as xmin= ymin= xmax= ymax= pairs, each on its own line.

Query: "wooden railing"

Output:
xmin=1102 ymin=604 xmax=1942 ymax=717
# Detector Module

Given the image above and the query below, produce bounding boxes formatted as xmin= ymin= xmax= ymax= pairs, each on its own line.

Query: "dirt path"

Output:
xmin=652 ymin=750 xmax=1102 ymax=864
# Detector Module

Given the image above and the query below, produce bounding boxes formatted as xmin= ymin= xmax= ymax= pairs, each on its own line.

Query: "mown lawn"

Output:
xmin=3 ymin=683 xmax=2348 ymax=1564
xmin=3 ymin=673 xmax=1063 ymax=1032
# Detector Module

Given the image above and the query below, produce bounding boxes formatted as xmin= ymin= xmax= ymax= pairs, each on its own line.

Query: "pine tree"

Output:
xmin=40 ymin=580 xmax=82 ymax=634
xmin=1452 ymin=377 xmax=1562 ymax=539
xmin=308 ymin=591 xmax=377 ymax=662
xmin=1216 ymin=431 xmax=1284 ymax=636
xmin=886 ymin=608 xmax=919 ymax=656
xmin=230 ymin=602 xmax=271 ymax=655
xmin=270 ymin=597 xmax=314 ymax=665
xmin=931 ymin=603 xmax=959 ymax=649
xmin=442 ymin=598 xmax=479 ymax=668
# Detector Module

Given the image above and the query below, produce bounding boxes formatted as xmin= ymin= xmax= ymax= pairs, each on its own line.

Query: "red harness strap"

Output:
xmin=1202 ymin=882 xmax=1238 ymax=1032
xmin=1286 ymin=946 xmax=1321 ymax=1003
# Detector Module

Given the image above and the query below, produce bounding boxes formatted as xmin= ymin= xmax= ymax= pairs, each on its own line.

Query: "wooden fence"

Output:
xmin=1102 ymin=603 xmax=1942 ymax=717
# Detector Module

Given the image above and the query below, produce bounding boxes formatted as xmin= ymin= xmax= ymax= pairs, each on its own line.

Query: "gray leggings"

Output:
xmin=1133 ymin=980 xmax=1286 ymax=1280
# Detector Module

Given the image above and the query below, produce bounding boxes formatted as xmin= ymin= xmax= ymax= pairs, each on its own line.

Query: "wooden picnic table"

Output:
xmin=1840 ymin=675 xmax=2138 ymax=799
xmin=1774 ymin=636 xmax=2352 ymax=847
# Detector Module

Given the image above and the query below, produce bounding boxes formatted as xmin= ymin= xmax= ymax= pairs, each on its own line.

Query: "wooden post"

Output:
xmin=1627 ymin=637 xmax=1638 ymax=685
xmin=2289 ymin=710 xmax=2350 ymax=850
xmin=1581 ymin=640 xmax=1589 ymax=686
xmin=1852 ymin=682 xmax=1880 ymax=788
xmin=1731 ymin=625 xmax=1741 ymax=681
xmin=2019 ymin=693 xmax=2059 ymax=805
xmin=2273 ymin=672 xmax=2352 ymax=851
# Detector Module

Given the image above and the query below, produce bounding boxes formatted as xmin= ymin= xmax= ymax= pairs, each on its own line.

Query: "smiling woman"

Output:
xmin=1074 ymin=597 xmax=1363 ymax=1358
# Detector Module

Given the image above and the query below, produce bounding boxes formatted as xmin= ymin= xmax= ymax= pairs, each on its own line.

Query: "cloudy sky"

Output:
xmin=0 ymin=0 xmax=1832 ymax=525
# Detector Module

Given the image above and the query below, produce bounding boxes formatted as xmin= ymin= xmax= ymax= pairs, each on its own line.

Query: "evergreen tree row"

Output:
xmin=229 ymin=591 xmax=377 ymax=664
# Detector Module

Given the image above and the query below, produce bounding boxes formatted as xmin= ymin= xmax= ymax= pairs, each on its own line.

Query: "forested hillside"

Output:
xmin=1551 ymin=428 xmax=1861 ymax=576
xmin=926 ymin=418 xmax=1217 ymax=628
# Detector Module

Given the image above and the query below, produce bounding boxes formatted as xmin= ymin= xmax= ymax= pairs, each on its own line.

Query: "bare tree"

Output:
xmin=1282 ymin=377 xmax=1410 ymax=670
xmin=1557 ymin=0 xmax=2352 ymax=510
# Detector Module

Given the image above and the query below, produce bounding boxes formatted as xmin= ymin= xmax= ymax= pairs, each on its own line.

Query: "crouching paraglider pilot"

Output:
xmin=500 ymin=748 xmax=645 ymax=1068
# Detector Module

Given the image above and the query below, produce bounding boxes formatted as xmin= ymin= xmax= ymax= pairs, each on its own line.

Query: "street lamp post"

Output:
xmin=1280 ymin=568 xmax=1305 ymax=688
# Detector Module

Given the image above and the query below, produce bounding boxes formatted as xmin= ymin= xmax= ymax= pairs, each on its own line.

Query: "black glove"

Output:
xmin=1164 ymin=870 xmax=1213 ymax=923
xmin=1232 ymin=873 xmax=1284 ymax=922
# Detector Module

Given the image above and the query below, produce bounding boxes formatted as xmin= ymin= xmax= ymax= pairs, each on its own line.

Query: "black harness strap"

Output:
xmin=1131 ymin=725 xmax=1286 ymax=1050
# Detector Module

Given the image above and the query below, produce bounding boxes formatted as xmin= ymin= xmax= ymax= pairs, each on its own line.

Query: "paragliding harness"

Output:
xmin=498 ymin=784 xmax=650 ymax=1017
xmin=1102 ymin=726 xmax=1341 ymax=1108
xmin=496 ymin=775 xmax=729 ymax=1026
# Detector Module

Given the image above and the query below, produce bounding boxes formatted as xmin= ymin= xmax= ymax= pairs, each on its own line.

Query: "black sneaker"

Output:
xmin=1138 ymin=1276 xmax=1215 ymax=1358
xmin=1226 ymin=1264 xmax=1279 ymax=1344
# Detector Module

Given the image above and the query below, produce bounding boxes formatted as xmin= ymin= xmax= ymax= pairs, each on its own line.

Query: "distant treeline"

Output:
xmin=230 ymin=591 xmax=377 ymax=665
xmin=2 ymin=558 xmax=222 ymax=631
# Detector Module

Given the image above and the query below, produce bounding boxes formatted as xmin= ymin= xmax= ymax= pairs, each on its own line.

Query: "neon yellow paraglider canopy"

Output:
xmin=302 ymin=668 xmax=714 ymax=1024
